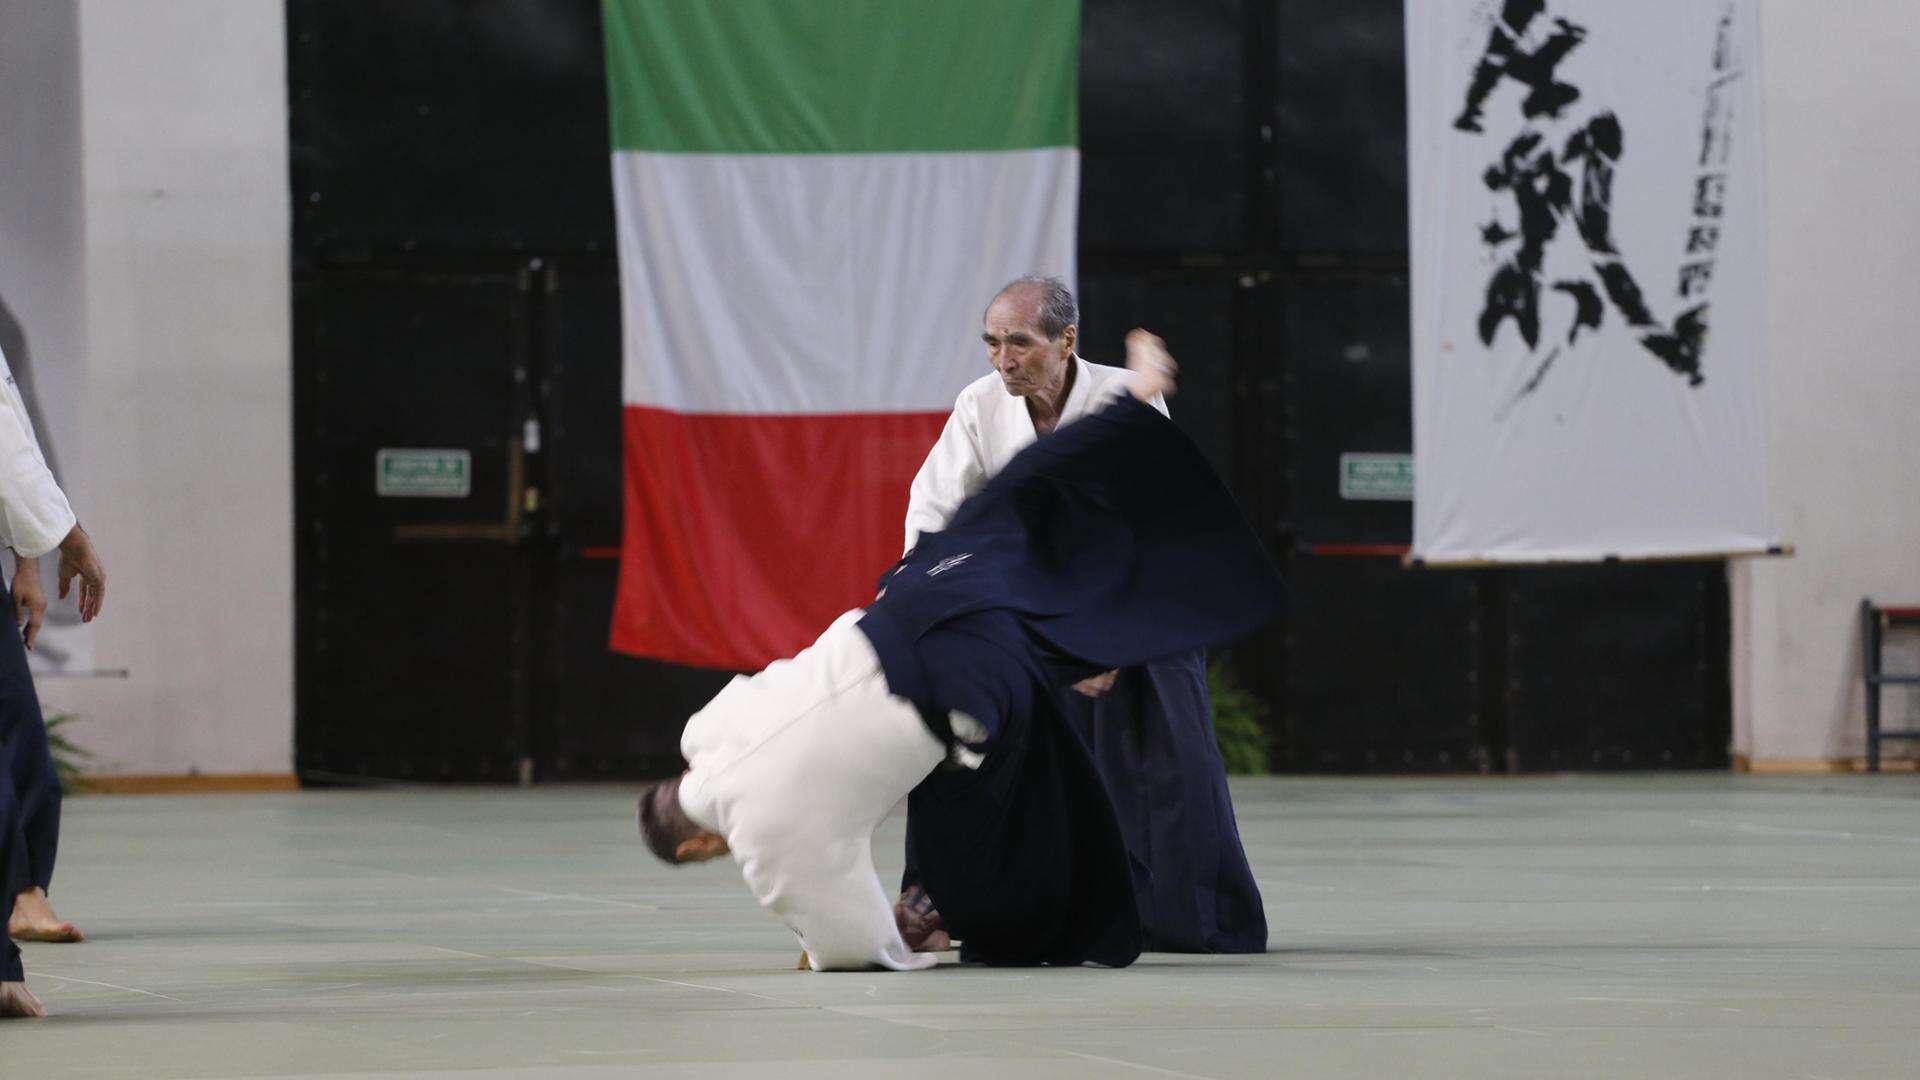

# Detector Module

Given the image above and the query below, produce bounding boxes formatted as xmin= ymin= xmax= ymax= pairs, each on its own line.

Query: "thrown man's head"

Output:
xmin=636 ymin=774 xmax=730 ymax=865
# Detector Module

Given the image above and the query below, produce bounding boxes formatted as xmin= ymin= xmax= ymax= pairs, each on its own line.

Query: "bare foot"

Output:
xmin=0 ymin=980 xmax=46 ymax=1018
xmin=9 ymin=888 xmax=83 ymax=943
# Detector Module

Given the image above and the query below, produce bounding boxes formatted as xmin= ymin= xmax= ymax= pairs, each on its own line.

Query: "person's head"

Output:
xmin=636 ymin=774 xmax=729 ymax=865
xmin=982 ymin=275 xmax=1077 ymax=400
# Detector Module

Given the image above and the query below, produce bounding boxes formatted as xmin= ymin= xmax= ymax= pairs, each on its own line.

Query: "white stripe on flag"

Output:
xmin=613 ymin=147 xmax=1079 ymax=415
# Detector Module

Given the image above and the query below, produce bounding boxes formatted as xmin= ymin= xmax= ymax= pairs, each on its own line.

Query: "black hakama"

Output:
xmin=1060 ymin=653 xmax=1268 ymax=953
xmin=864 ymin=395 xmax=1286 ymax=967
xmin=1 ymin=594 xmax=62 ymax=983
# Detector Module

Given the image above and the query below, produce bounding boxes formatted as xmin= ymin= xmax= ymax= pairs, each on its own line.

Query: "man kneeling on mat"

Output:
xmin=636 ymin=331 xmax=1285 ymax=971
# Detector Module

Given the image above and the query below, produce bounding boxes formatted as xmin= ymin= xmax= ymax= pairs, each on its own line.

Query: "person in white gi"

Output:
xmin=905 ymin=276 xmax=1168 ymax=559
xmin=0 ymin=341 xmax=108 ymax=1018
xmin=648 ymin=610 xmax=947 ymax=971
xmin=634 ymin=335 xmax=1181 ymax=972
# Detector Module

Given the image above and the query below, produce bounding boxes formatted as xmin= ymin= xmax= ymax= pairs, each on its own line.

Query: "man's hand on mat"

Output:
xmin=56 ymin=523 xmax=105 ymax=623
xmin=10 ymin=555 xmax=45 ymax=650
xmin=1123 ymin=329 xmax=1178 ymax=401
xmin=9 ymin=888 xmax=83 ymax=943
xmin=1072 ymin=670 xmax=1119 ymax=698
xmin=0 ymin=980 xmax=45 ymax=1018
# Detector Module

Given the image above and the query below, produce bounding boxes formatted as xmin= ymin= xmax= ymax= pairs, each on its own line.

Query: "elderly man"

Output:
xmin=637 ymin=334 xmax=1285 ymax=970
xmin=898 ymin=276 xmax=1268 ymax=955
xmin=0 ymin=340 xmax=108 ymax=1019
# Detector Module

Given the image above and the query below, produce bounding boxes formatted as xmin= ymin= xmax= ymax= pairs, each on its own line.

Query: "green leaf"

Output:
xmin=1208 ymin=660 xmax=1273 ymax=776
xmin=43 ymin=713 xmax=93 ymax=794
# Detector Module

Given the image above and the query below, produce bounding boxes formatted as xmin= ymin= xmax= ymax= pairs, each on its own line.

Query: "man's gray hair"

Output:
xmin=990 ymin=275 xmax=1078 ymax=340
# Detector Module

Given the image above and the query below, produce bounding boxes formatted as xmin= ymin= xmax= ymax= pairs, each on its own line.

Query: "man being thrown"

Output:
xmin=636 ymin=332 xmax=1285 ymax=970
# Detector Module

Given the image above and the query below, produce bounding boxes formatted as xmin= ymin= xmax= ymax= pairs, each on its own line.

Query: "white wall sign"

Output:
xmin=375 ymin=449 xmax=472 ymax=498
xmin=1340 ymin=453 xmax=1414 ymax=502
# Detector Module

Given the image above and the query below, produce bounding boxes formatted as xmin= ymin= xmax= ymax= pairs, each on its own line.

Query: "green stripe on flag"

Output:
xmin=602 ymin=0 xmax=1078 ymax=154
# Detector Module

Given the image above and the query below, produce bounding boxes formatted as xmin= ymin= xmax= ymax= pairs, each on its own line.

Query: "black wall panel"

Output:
xmin=1080 ymin=0 xmax=1250 ymax=255
xmin=539 ymin=262 xmax=624 ymax=547
xmin=289 ymin=0 xmax=615 ymax=260
xmin=295 ymin=271 xmax=535 ymax=782
xmin=1283 ymin=557 xmax=1479 ymax=771
xmin=1280 ymin=278 xmax=1413 ymax=547
xmin=540 ymin=561 xmax=733 ymax=780
xmin=1274 ymin=0 xmax=1409 ymax=255
xmin=1077 ymin=274 xmax=1241 ymax=479
xmin=1504 ymin=565 xmax=1731 ymax=770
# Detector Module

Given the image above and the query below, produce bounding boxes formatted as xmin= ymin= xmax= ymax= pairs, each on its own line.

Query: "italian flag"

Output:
xmin=602 ymin=0 xmax=1080 ymax=670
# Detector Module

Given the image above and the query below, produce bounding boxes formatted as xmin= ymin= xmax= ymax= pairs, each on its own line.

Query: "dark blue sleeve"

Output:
xmin=948 ymin=397 xmax=1288 ymax=669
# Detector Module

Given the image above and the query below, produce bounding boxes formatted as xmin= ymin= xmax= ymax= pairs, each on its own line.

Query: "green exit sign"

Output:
xmin=1339 ymin=453 xmax=1413 ymax=501
xmin=376 ymin=448 xmax=471 ymax=498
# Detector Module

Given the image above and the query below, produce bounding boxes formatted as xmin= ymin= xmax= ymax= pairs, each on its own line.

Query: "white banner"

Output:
xmin=1409 ymin=0 xmax=1777 ymax=564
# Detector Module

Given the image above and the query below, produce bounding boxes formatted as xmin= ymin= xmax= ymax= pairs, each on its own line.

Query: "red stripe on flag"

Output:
xmin=611 ymin=405 xmax=949 ymax=670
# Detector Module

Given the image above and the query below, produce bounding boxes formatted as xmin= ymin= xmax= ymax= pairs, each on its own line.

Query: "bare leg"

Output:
xmin=9 ymin=887 xmax=82 ymax=943
xmin=0 ymin=980 xmax=45 ymax=1018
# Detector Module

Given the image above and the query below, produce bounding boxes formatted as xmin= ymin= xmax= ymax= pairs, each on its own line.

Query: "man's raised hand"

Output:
xmin=1123 ymin=329 xmax=1178 ymax=401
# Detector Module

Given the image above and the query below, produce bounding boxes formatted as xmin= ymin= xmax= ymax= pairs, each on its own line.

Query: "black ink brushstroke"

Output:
xmin=1454 ymin=1 xmax=1587 ymax=132
xmin=1563 ymin=112 xmax=1623 ymax=254
xmin=1494 ymin=345 xmax=1563 ymax=422
xmin=1552 ymin=281 xmax=1603 ymax=344
xmin=1456 ymin=1 xmax=1719 ymax=394
xmin=1477 ymin=131 xmax=1571 ymax=349
xmin=1639 ymin=304 xmax=1709 ymax=386
xmin=1677 ymin=261 xmax=1714 ymax=299
xmin=1693 ymin=174 xmax=1727 ymax=218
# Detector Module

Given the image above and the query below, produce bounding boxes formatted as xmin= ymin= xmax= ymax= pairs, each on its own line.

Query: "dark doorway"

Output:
xmin=292 ymin=259 xmax=728 ymax=783
xmin=294 ymin=266 xmax=537 ymax=782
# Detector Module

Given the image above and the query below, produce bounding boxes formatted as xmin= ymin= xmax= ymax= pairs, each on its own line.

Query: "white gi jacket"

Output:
xmin=677 ymin=609 xmax=946 ymax=971
xmin=903 ymin=356 xmax=1168 ymax=552
xmin=0 ymin=344 xmax=76 ymax=559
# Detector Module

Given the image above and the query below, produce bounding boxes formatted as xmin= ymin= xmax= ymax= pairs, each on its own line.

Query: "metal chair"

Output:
xmin=1862 ymin=598 xmax=1920 ymax=771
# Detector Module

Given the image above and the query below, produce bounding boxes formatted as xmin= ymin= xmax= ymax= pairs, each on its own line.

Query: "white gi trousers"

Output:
xmin=676 ymin=610 xmax=946 ymax=971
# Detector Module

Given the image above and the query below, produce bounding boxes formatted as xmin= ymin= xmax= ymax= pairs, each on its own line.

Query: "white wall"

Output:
xmin=6 ymin=1 xmax=294 ymax=775
xmin=0 ymin=3 xmax=87 ymax=480
xmin=1734 ymin=1 xmax=1920 ymax=765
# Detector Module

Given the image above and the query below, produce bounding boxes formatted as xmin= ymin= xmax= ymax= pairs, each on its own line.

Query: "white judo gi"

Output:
xmin=903 ymin=356 xmax=1167 ymax=552
xmin=675 ymin=610 xmax=947 ymax=971
xmin=0 ymin=344 xmax=77 ymax=559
